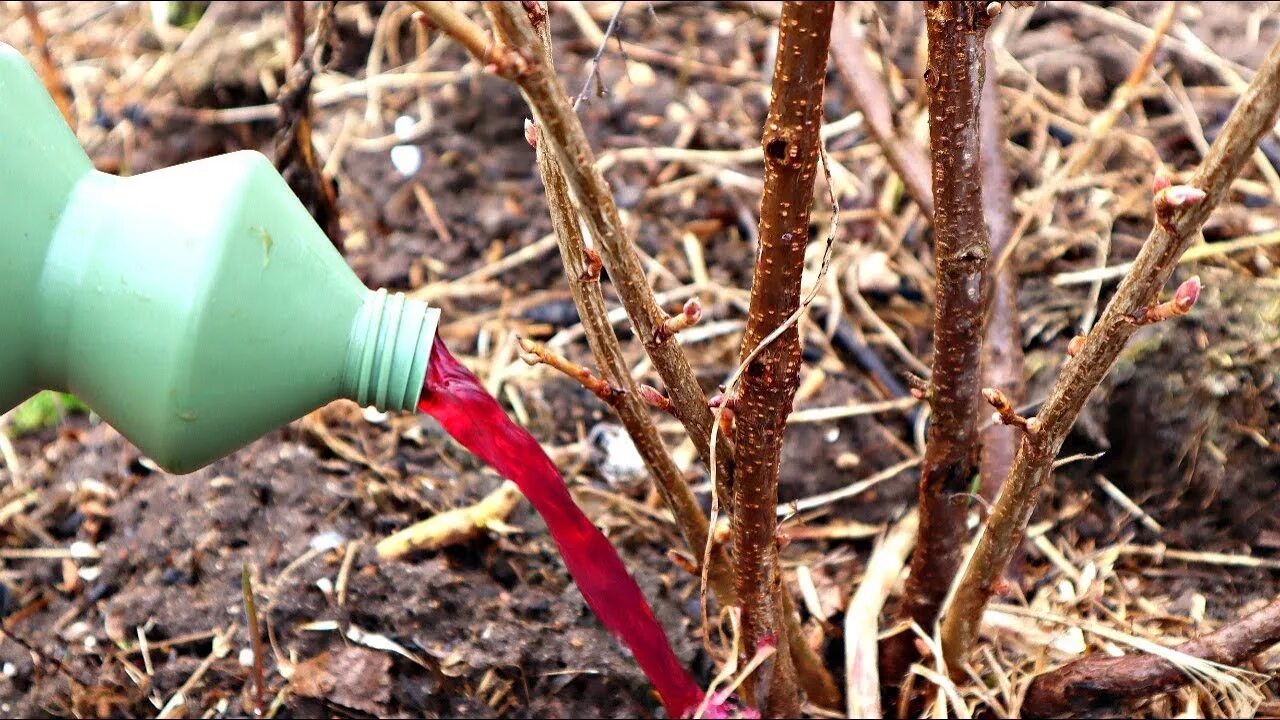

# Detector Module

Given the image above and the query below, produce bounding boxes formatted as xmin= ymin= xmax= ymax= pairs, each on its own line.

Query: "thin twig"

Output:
xmin=940 ymin=35 xmax=1280 ymax=675
xmin=242 ymin=565 xmax=266 ymax=717
xmin=471 ymin=0 xmax=736 ymax=496
xmin=520 ymin=12 xmax=737 ymax=611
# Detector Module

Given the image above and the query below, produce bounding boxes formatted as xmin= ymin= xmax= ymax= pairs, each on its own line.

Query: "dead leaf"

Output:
xmin=290 ymin=646 xmax=391 ymax=715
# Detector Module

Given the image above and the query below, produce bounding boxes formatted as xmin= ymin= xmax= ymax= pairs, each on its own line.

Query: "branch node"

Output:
xmin=654 ymin=298 xmax=704 ymax=343
xmin=523 ymin=118 xmax=538 ymax=149
xmin=579 ymin=248 xmax=603 ymax=282
xmin=1153 ymin=184 xmax=1207 ymax=230
xmin=1129 ymin=275 xmax=1204 ymax=325
xmin=637 ymin=384 xmax=676 ymax=415
xmin=982 ymin=387 xmax=1038 ymax=434
xmin=1066 ymin=334 xmax=1087 ymax=358
xmin=905 ymin=373 xmax=931 ymax=401
xmin=518 ymin=337 xmax=626 ymax=406
xmin=709 ymin=393 xmax=737 ymax=438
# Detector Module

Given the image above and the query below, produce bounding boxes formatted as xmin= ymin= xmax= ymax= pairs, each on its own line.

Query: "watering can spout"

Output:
xmin=0 ymin=43 xmax=440 ymax=474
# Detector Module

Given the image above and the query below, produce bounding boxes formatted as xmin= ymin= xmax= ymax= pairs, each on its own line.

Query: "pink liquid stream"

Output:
xmin=417 ymin=337 xmax=704 ymax=716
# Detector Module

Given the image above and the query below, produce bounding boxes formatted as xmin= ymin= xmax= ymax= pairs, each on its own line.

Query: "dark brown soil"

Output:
xmin=1 ymin=2 xmax=1278 ymax=718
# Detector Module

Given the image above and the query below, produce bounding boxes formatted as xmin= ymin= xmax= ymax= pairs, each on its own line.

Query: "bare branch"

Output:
xmin=977 ymin=35 xmax=1025 ymax=505
xmin=478 ymin=0 xmax=737 ymax=501
xmin=941 ymin=35 xmax=1280 ymax=675
xmin=1024 ymin=595 xmax=1280 ymax=717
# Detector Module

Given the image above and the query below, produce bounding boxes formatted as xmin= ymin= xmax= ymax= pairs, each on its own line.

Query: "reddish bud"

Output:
xmin=1160 ymin=185 xmax=1207 ymax=208
xmin=1154 ymin=184 xmax=1207 ymax=229
xmin=523 ymin=119 xmax=538 ymax=149
xmin=1174 ymin=275 xmax=1202 ymax=313
xmin=637 ymin=384 xmax=674 ymax=413
xmin=708 ymin=393 xmax=736 ymax=410
xmin=681 ymin=297 xmax=703 ymax=323
xmin=1151 ymin=171 xmax=1172 ymax=194
xmin=1066 ymin=334 xmax=1087 ymax=357
xmin=655 ymin=297 xmax=704 ymax=341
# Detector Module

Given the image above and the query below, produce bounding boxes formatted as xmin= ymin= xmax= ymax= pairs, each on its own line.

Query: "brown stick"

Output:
xmin=977 ymin=37 xmax=1024 ymax=504
xmin=883 ymin=0 xmax=994 ymax=689
xmin=828 ymin=4 xmax=934 ymax=218
xmin=1023 ymin=595 xmax=1280 ymax=717
xmin=530 ymin=109 xmax=736 ymax=606
xmin=731 ymin=3 xmax=834 ymax=714
xmin=940 ymin=36 xmax=1280 ymax=674
xmin=415 ymin=5 xmax=844 ymax=707
xmin=19 ymin=0 xmax=74 ymax=130
xmin=456 ymin=2 xmax=737 ymax=497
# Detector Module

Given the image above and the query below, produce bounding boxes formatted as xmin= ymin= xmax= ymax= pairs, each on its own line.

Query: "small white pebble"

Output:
xmin=3 ymin=663 xmax=16 ymax=677
xmin=394 ymin=115 xmax=416 ymax=140
xmin=77 ymin=566 xmax=101 ymax=582
xmin=390 ymin=145 xmax=422 ymax=176
xmin=309 ymin=530 xmax=346 ymax=552
xmin=824 ymin=427 xmax=840 ymax=444
xmin=587 ymin=423 xmax=647 ymax=484
xmin=315 ymin=576 xmax=335 ymax=596
xmin=239 ymin=648 xmax=255 ymax=667
xmin=83 ymin=636 xmax=97 ymax=651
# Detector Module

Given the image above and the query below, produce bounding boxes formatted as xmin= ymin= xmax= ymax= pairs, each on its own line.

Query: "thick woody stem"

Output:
xmin=883 ymin=0 xmax=993 ymax=689
xmin=1023 ymin=595 xmax=1280 ymax=717
xmin=940 ymin=36 xmax=1280 ymax=675
xmin=732 ymin=3 xmax=835 ymax=715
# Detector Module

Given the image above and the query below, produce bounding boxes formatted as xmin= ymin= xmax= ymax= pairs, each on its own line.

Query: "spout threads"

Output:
xmin=343 ymin=289 xmax=440 ymax=412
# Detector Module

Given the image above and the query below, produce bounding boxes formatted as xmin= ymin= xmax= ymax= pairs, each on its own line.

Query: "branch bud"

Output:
xmin=518 ymin=337 xmax=625 ymax=405
xmin=654 ymin=298 xmax=704 ymax=342
xmin=523 ymin=119 xmax=538 ymax=149
xmin=579 ymin=248 xmax=603 ymax=282
xmin=982 ymin=387 xmax=1037 ymax=433
xmin=1154 ymin=184 xmax=1207 ymax=230
xmin=1066 ymin=334 xmax=1087 ymax=358
xmin=1131 ymin=275 xmax=1203 ymax=325
xmin=637 ymin=384 xmax=675 ymax=414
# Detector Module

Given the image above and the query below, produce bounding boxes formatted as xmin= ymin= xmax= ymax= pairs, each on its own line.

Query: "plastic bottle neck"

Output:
xmin=341 ymin=288 xmax=441 ymax=412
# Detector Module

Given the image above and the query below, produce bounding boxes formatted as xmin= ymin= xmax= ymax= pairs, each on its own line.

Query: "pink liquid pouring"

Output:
xmin=417 ymin=337 xmax=702 ymax=716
